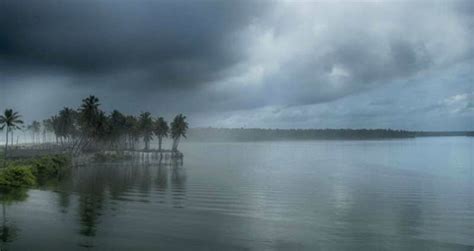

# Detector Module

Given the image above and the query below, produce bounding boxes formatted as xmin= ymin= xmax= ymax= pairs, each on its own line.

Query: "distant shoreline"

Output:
xmin=186 ymin=128 xmax=474 ymax=142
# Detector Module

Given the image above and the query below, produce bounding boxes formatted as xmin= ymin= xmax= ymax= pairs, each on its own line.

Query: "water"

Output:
xmin=1 ymin=137 xmax=473 ymax=250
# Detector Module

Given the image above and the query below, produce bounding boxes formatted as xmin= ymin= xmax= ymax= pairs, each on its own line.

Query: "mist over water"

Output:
xmin=0 ymin=137 xmax=473 ymax=250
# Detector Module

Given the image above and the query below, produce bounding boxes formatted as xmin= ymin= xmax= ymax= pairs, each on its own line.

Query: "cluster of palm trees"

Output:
xmin=48 ymin=95 xmax=188 ymax=155
xmin=1 ymin=95 xmax=189 ymax=158
xmin=27 ymin=120 xmax=41 ymax=144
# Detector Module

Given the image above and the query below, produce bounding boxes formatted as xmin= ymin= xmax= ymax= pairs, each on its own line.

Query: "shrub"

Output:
xmin=0 ymin=166 xmax=36 ymax=187
xmin=0 ymin=154 xmax=70 ymax=188
xmin=32 ymin=155 xmax=71 ymax=177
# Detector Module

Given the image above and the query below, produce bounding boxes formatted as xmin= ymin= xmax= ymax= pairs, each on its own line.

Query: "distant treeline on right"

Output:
xmin=186 ymin=128 xmax=474 ymax=142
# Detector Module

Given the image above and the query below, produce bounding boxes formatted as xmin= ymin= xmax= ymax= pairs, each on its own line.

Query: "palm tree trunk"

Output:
xmin=4 ymin=128 xmax=9 ymax=167
xmin=145 ymin=139 xmax=149 ymax=151
xmin=158 ymin=137 xmax=162 ymax=152
xmin=172 ymin=136 xmax=180 ymax=152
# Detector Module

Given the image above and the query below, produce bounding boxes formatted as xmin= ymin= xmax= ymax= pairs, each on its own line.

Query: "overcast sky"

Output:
xmin=0 ymin=0 xmax=473 ymax=130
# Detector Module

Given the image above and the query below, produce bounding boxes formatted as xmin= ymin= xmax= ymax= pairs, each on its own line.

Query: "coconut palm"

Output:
xmin=28 ymin=120 xmax=41 ymax=144
xmin=0 ymin=109 xmax=24 ymax=165
xmin=138 ymin=112 xmax=154 ymax=150
xmin=154 ymin=117 xmax=169 ymax=152
xmin=124 ymin=115 xmax=137 ymax=150
xmin=79 ymin=95 xmax=101 ymax=138
xmin=42 ymin=119 xmax=54 ymax=143
xmin=109 ymin=110 xmax=127 ymax=149
xmin=170 ymin=114 xmax=188 ymax=152
xmin=51 ymin=107 xmax=79 ymax=144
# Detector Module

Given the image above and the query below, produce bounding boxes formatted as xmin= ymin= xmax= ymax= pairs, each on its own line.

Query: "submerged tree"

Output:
xmin=154 ymin=117 xmax=169 ymax=152
xmin=170 ymin=114 xmax=188 ymax=152
xmin=138 ymin=112 xmax=154 ymax=150
xmin=0 ymin=109 xmax=24 ymax=164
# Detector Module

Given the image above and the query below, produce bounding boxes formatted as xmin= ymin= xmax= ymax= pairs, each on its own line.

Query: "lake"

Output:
xmin=1 ymin=137 xmax=473 ymax=250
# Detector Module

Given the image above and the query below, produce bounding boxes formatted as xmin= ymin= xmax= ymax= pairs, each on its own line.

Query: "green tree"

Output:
xmin=42 ymin=119 xmax=54 ymax=143
xmin=170 ymin=114 xmax=188 ymax=152
xmin=125 ymin=115 xmax=139 ymax=150
xmin=28 ymin=120 xmax=41 ymax=144
xmin=138 ymin=112 xmax=154 ymax=150
xmin=79 ymin=95 xmax=101 ymax=139
xmin=52 ymin=107 xmax=79 ymax=145
xmin=154 ymin=117 xmax=169 ymax=152
xmin=0 ymin=109 xmax=24 ymax=165
xmin=109 ymin=110 xmax=127 ymax=149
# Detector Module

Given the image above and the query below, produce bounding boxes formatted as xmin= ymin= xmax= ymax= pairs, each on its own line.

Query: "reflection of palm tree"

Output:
xmin=79 ymin=195 xmax=103 ymax=237
xmin=0 ymin=109 xmax=24 ymax=165
xmin=171 ymin=166 xmax=186 ymax=187
xmin=156 ymin=165 xmax=168 ymax=192
xmin=0 ymin=188 xmax=28 ymax=247
xmin=171 ymin=165 xmax=186 ymax=208
xmin=57 ymin=191 xmax=71 ymax=214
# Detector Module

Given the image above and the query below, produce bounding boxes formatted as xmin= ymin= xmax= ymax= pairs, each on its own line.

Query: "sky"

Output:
xmin=0 ymin=0 xmax=473 ymax=130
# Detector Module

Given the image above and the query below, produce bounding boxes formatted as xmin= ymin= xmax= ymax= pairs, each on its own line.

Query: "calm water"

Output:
xmin=1 ymin=137 xmax=473 ymax=250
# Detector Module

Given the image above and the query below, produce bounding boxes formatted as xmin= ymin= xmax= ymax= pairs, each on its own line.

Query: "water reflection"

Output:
xmin=171 ymin=163 xmax=186 ymax=209
xmin=0 ymin=139 xmax=472 ymax=250
xmin=156 ymin=164 xmax=168 ymax=192
xmin=56 ymin=159 xmax=186 ymax=248
xmin=0 ymin=188 xmax=28 ymax=250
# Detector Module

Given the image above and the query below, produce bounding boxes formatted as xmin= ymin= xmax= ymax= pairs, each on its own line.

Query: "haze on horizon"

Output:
xmin=0 ymin=0 xmax=473 ymax=131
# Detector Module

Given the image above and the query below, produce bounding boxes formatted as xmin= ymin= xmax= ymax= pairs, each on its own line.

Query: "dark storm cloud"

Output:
xmin=0 ymin=0 xmax=473 ymax=130
xmin=0 ymin=0 xmax=269 ymax=88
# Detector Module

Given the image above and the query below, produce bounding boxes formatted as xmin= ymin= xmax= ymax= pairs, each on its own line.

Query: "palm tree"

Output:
xmin=154 ymin=117 xmax=169 ymax=152
xmin=125 ymin=115 xmax=139 ymax=150
xmin=138 ymin=112 xmax=154 ymax=150
xmin=109 ymin=110 xmax=127 ymax=149
xmin=170 ymin=114 xmax=188 ymax=152
xmin=79 ymin=95 xmax=101 ymax=138
xmin=28 ymin=120 xmax=41 ymax=144
xmin=42 ymin=119 xmax=54 ymax=143
xmin=0 ymin=109 xmax=24 ymax=165
xmin=59 ymin=107 xmax=79 ymax=143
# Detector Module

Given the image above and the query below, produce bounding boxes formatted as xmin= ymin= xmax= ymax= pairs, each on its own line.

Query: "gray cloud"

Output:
xmin=0 ymin=0 xmax=270 ymax=88
xmin=0 ymin=0 xmax=473 ymax=129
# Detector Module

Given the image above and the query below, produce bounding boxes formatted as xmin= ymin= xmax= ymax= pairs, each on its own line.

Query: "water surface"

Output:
xmin=1 ymin=137 xmax=473 ymax=250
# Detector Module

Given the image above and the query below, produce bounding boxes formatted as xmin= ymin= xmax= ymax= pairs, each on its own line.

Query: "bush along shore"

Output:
xmin=0 ymin=154 xmax=71 ymax=188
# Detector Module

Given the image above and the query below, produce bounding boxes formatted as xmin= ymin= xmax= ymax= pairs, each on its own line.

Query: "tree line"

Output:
xmin=1 ymin=95 xmax=188 ymax=158
xmin=186 ymin=127 xmax=473 ymax=142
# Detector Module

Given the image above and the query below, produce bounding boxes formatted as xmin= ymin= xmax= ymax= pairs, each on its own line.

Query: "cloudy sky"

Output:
xmin=0 ymin=0 xmax=473 ymax=130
